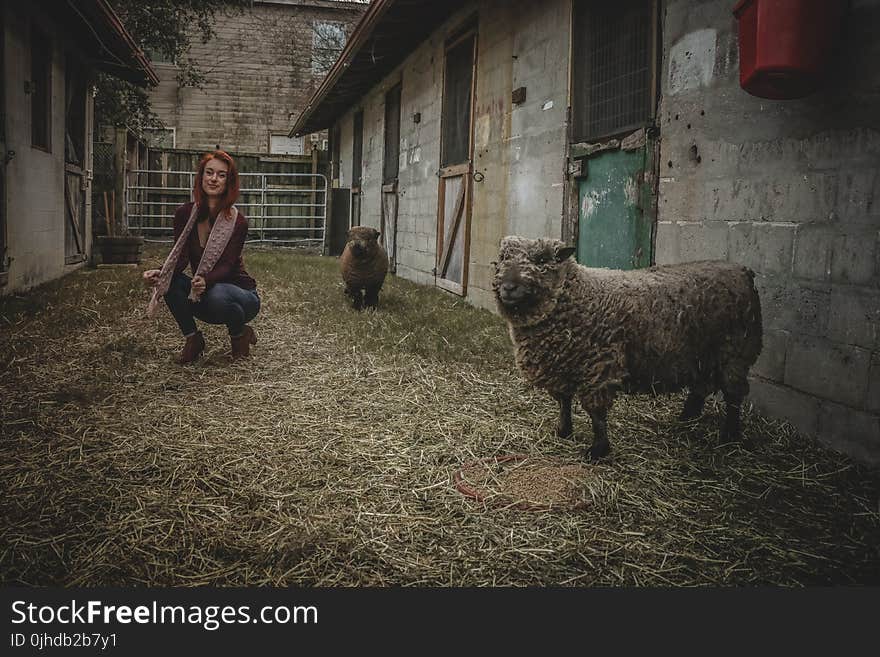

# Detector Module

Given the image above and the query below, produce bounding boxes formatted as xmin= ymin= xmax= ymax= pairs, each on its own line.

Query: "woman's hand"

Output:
xmin=142 ymin=269 xmax=160 ymax=287
xmin=191 ymin=275 xmax=207 ymax=296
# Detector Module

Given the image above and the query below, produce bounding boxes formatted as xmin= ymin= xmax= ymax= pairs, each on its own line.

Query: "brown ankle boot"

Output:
xmin=231 ymin=325 xmax=257 ymax=360
xmin=177 ymin=331 xmax=205 ymax=364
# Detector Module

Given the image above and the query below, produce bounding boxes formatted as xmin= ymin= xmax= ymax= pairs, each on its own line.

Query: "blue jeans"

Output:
xmin=164 ymin=272 xmax=260 ymax=337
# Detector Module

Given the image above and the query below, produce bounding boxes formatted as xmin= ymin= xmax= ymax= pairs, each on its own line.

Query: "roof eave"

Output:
xmin=94 ymin=0 xmax=160 ymax=86
xmin=290 ymin=0 xmax=396 ymax=137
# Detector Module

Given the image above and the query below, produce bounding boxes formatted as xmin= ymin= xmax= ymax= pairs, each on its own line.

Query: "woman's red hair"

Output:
xmin=193 ymin=150 xmax=240 ymax=218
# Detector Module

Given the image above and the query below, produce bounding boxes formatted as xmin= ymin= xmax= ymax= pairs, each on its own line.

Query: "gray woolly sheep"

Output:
xmin=493 ymin=235 xmax=763 ymax=460
xmin=340 ymin=226 xmax=389 ymax=310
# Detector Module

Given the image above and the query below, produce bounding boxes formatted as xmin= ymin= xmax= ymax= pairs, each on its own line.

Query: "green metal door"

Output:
xmin=576 ymin=145 xmax=653 ymax=270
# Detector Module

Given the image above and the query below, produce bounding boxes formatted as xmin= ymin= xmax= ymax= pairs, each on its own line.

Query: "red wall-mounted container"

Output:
xmin=733 ymin=0 xmax=845 ymax=99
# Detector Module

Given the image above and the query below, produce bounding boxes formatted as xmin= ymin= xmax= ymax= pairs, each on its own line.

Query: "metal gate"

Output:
xmin=127 ymin=170 xmax=328 ymax=249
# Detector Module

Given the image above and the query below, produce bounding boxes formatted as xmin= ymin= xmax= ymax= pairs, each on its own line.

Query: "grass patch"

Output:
xmin=0 ymin=244 xmax=878 ymax=586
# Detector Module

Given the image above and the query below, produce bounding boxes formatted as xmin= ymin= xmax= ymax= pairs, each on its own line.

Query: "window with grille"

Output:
xmin=572 ymin=0 xmax=656 ymax=143
xmin=31 ymin=26 xmax=51 ymax=151
xmin=441 ymin=34 xmax=475 ymax=167
xmin=383 ymin=84 xmax=401 ymax=183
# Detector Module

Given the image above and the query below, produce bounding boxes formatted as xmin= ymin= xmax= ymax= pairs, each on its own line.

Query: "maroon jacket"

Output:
xmin=172 ymin=202 xmax=257 ymax=290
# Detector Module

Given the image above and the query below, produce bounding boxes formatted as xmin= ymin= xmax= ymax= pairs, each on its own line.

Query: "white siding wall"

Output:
xmin=2 ymin=7 xmax=84 ymax=294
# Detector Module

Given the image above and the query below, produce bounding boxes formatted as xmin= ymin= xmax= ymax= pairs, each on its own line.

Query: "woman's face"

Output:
xmin=202 ymin=158 xmax=229 ymax=198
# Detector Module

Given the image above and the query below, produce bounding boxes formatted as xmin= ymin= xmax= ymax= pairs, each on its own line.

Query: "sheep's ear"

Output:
xmin=554 ymin=245 xmax=576 ymax=262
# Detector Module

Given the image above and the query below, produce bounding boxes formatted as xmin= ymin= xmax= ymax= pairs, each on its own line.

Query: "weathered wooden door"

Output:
xmin=350 ymin=110 xmax=363 ymax=229
xmin=382 ymin=83 xmax=401 ymax=272
xmin=64 ymin=171 xmax=86 ymax=264
xmin=64 ymin=60 xmax=88 ymax=264
xmin=329 ymin=188 xmax=351 ymax=255
xmin=576 ymin=137 xmax=654 ymax=269
xmin=436 ymin=29 xmax=476 ymax=295
xmin=570 ymin=0 xmax=659 ymax=270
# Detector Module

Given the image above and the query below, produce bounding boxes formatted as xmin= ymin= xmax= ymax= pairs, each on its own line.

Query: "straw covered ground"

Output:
xmin=1 ymin=245 xmax=879 ymax=586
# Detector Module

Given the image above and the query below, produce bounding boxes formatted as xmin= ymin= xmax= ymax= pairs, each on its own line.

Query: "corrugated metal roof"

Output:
xmin=290 ymin=0 xmax=469 ymax=136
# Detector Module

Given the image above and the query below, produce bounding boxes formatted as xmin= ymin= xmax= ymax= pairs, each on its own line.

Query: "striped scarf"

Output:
xmin=147 ymin=203 xmax=239 ymax=318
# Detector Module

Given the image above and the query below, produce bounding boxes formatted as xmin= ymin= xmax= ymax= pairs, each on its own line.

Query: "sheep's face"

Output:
xmin=493 ymin=236 xmax=576 ymax=324
xmin=347 ymin=226 xmax=381 ymax=257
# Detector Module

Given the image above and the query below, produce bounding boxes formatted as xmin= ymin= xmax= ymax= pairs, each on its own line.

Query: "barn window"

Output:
xmin=383 ymin=84 xmax=402 ymax=183
xmin=65 ymin=61 xmax=87 ymax=166
xmin=440 ymin=34 xmax=475 ymax=167
xmin=571 ymin=0 xmax=657 ymax=143
xmin=269 ymin=133 xmax=303 ymax=155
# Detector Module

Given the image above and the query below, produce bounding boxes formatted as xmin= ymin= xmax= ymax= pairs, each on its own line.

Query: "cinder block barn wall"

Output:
xmin=657 ymin=0 xmax=880 ymax=463
xmin=334 ymin=0 xmax=570 ymax=310
xmin=335 ymin=9 xmax=449 ymax=289
xmin=150 ymin=1 xmax=364 ymax=154
xmin=469 ymin=0 xmax=570 ymax=310
xmin=2 ymin=6 xmax=86 ymax=295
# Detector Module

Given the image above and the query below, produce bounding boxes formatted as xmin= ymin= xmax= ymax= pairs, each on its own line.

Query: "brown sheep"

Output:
xmin=493 ymin=236 xmax=763 ymax=460
xmin=340 ymin=226 xmax=389 ymax=310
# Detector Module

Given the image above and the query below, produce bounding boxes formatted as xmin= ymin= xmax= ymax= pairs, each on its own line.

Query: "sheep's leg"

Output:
xmin=586 ymin=409 xmax=611 ymax=460
xmin=680 ymin=389 xmax=707 ymax=421
xmin=553 ymin=393 xmax=573 ymax=438
xmin=345 ymin=286 xmax=364 ymax=311
xmin=720 ymin=375 xmax=749 ymax=443
xmin=720 ymin=400 xmax=743 ymax=443
xmin=364 ymin=286 xmax=380 ymax=309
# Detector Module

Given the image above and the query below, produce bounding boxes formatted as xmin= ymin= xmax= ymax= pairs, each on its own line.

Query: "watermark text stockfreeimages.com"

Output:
xmin=10 ymin=599 xmax=317 ymax=632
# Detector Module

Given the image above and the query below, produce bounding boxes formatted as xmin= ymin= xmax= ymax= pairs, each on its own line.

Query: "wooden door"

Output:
xmin=329 ymin=188 xmax=351 ymax=256
xmin=64 ymin=60 xmax=88 ymax=264
xmin=381 ymin=188 xmax=398 ymax=271
xmin=64 ymin=169 xmax=85 ymax=263
xmin=576 ymin=139 xmax=653 ymax=269
xmin=350 ymin=110 xmax=363 ymax=230
xmin=436 ymin=30 xmax=476 ymax=296
xmin=382 ymin=83 xmax=401 ymax=272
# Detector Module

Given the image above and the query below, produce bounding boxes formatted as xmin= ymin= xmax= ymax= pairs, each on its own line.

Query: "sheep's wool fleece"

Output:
xmin=495 ymin=236 xmax=763 ymax=409
xmin=340 ymin=227 xmax=389 ymax=289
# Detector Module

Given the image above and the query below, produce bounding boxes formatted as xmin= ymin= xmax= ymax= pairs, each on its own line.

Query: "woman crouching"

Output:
xmin=142 ymin=150 xmax=259 ymax=363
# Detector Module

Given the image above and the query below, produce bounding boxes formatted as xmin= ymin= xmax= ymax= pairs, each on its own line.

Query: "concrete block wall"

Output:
xmin=658 ymin=0 xmax=880 ymax=463
xmin=470 ymin=0 xmax=570 ymax=310
xmin=334 ymin=11 xmax=448 ymax=290
xmin=2 ymin=5 xmax=90 ymax=295
xmin=333 ymin=0 xmax=570 ymax=311
xmin=149 ymin=1 xmax=364 ymax=154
